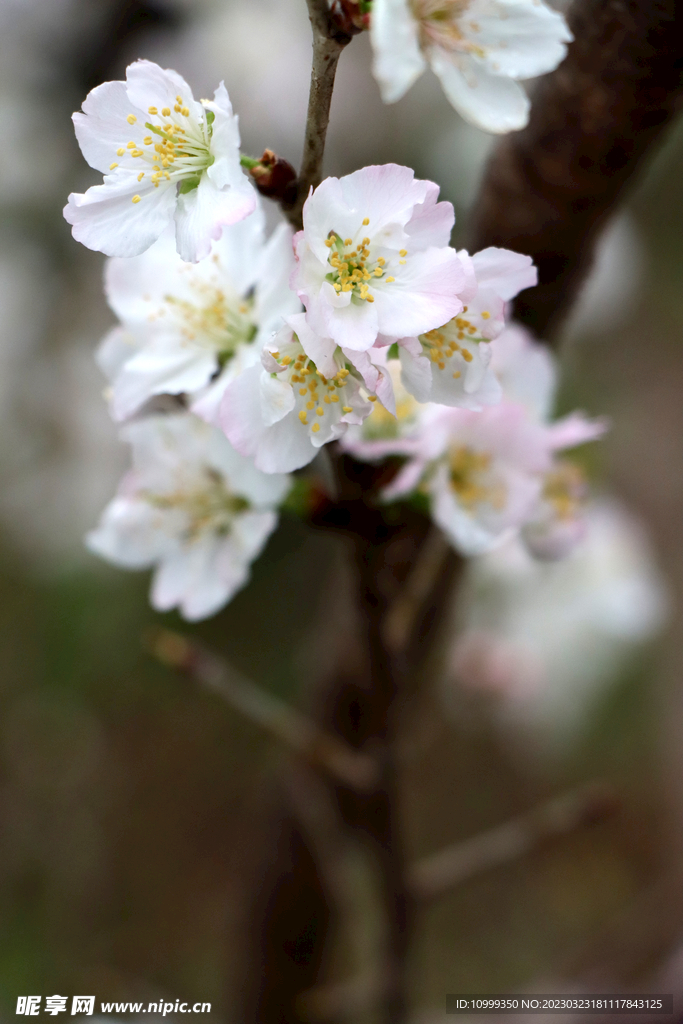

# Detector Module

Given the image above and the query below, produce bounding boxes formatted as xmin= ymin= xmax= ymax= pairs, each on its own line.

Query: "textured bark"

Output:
xmin=468 ymin=0 xmax=683 ymax=342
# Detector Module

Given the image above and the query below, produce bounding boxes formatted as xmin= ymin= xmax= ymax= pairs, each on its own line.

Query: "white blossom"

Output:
xmin=370 ymin=0 xmax=572 ymax=133
xmin=64 ymin=60 xmax=256 ymax=262
xmin=219 ymin=316 xmax=387 ymax=473
xmin=97 ymin=203 xmax=298 ymax=421
xmin=292 ymin=164 xmax=465 ymax=353
xmin=396 ymin=246 xmax=536 ymax=408
xmin=448 ymin=499 xmax=670 ymax=747
xmin=86 ymin=413 xmax=290 ymax=621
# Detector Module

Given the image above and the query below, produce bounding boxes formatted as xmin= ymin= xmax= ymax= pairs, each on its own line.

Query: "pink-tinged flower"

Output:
xmin=341 ymin=356 xmax=427 ymax=461
xmin=397 ymin=246 xmax=536 ymax=408
xmin=521 ymin=412 xmax=608 ymax=560
xmin=64 ymin=60 xmax=256 ymax=262
xmin=292 ymin=165 xmax=465 ymax=353
xmin=384 ymin=402 xmax=554 ymax=554
xmin=86 ymin=413 xmax=290 ymax=621
xmin=370 ymin=0 xmax=572 ymax=133
xmin=219 ymin=316 xmax=389 ymax=473
xmin=97 ymin=204 xmax=299 ymax=421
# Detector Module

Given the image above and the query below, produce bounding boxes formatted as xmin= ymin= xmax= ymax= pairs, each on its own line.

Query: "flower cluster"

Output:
xmin=68 ymin=59 xmax=604 ymax=620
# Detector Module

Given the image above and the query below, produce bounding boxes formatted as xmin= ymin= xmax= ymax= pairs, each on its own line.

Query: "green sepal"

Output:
xmin=178 ymin=175 xmax=201 ymax=194
xmin=388 ymin=343 xmax=399 ymax=360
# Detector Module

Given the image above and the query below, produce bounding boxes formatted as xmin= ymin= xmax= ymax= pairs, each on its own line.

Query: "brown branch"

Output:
xmin=467 ymin=0 xmax=683 ymax=342
xmin=407 ymin=782 xmax=619 ymax=902
xmin=285 ymin=0 xmax=353 ymax=229
xmin=145 ymin=628 xmax=378 ymax=791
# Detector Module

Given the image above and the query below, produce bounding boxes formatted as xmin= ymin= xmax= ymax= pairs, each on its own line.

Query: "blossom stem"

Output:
xmin=286 ymin=0 xmax=353 ymax=229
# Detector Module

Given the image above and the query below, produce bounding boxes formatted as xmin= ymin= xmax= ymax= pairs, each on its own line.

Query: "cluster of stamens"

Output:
xmin=421 ymin=308 xmax=490 ymax=377
xmin=151 ymin=268 xmax=255 ymax=357
xmin=143 ymin=469 xmax=249 ymax=542
xmin=542 ymin=462 xmax=586 ymax=521
xmin=271 ymin=348 xmax=359 ymax=435
xmin=448 ymin=445 xmax=504 ymax=510
xmin=110 ymin=95 xmax=213 ymax=204
xmin=324 ymin=219 xmax=401 ymax=303
xmin=413 ymin=0 xmax=484 ymax=56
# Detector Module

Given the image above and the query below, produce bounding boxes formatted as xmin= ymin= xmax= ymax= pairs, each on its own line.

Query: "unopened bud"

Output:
xmin=329 ymin=0 xmax=371 ymax=35
xmin=249 ymin=149 xmax=297 ymax=204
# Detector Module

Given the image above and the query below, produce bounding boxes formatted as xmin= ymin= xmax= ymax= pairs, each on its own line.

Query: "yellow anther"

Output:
xmin=399 ymin=259 xmax=406 ymax=265
xmin=453 ymin=371 xmax=461 ymax=379
xmin=176 ymin=95 xmax=183 ymax=103
xmin=362 ymin=217 xmax=370 ymax=225
xmin=325 ymin=238 xmax=333 ymax=247
xmin=117 ymin=147 xmax=125 ymax=156
xmin=438 ymin=361 xmax=445 ymax=370
xmin=299 ymin=411 xmax=308 ymax=425
xmin=148 ymin=106 xmax=158 ymax=115
xmin=330 ymin=394 xmax=339 ymax=403
xmin=316 ymin=407 xmax=324 ymax=416
xmin=481 ymin=311 xmax=490 ymax=319
xmin=132 ymin=149 xmax=143 ymax=158
xmin=174 ymin=104 xmax=182 ymax=113
xmin=181 ymin=107 xmax=190 ymax=117
xmin=374 ymin=268 xmax=383 ymax=277
xmin=462 ymin=349 xmax=473 ymax=362
xmin=132 ymin=195 xmax=141 ymax=204
xmin=162 ymin=107 xmax=171 ymax=116
xmin=399 ymin=249 xmax=407 ymax=257
xmin=299 ymin=388 xmax=308 ymax=396
xmin=109 ymin=162 xmax=118 ymax=170
xmin=386 ymin=276 xmax=395 ymax=283
xmin=361 ymin=238 xmax=369 ymax=247
xmin=127 ymin=114 xmax=137 ymax=124
xmin=324 ymin=395 xmax=331 ymax=404
xmin=366 ymin=295 xmax=374 ymax=303
xmin=333 ymin=283 xmax=341 ymax=292
xmin=368 ymin=395 xmax=377 ymax=402
xmin=137 ymin=172 xmax=144 ymax=181
xmin=143 ymin=136 xmax=153 ymax=145
xmin=311 ymin=422 xmax=321 ymax=433
xmin=281 ymin=355 xmax=292 ymax=365
xmin=344 ymin=238 xmax=353 ymax=246
xmin=306 ymin=401 xmax=315 ymax=410
xmin=342 ymin=406 xmax=353 ymax=414
xmin=127 ymin=141 xmax=136 ymax=149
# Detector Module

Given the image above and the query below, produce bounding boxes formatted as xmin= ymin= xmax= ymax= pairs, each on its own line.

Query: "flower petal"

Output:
xmin=370 ymin=0 xmax=427 ymax=103
xmin=174 ymin=172 xmax=257 ymax=263
xmin=429 ymin=49 xmax=530 ymax=133
xmin=64 ymin=173 xmax=176 ymax=257
xmin=73 ymin=79 xmax=144 ymax=174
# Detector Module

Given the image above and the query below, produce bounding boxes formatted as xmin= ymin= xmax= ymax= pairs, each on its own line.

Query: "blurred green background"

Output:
xmin=0 ymin=1 xmax=682 ymax=1018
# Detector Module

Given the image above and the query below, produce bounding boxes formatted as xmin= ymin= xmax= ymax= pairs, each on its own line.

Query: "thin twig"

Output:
xmin=145 ymin=628 xmax=378 ymax=791
xmin=407 ymin=781 xmax=619 ymax=902
xmin=299 ymin=783 xmax=619 ymax=1021
xmin=286 ymin=0 xmax=352 ymax=229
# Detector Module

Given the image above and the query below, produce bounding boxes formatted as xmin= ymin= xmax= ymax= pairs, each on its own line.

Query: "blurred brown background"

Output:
xmin=0 ymin=0 xmax=682 ymax=1018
